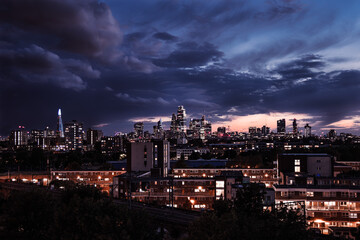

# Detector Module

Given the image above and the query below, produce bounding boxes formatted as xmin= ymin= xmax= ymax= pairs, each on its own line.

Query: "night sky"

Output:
xmin=1 ymin=0 xmax=360 ymax=136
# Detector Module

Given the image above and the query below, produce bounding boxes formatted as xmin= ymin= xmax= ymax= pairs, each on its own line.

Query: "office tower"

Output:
xmin=10 ymin=126 xmax=28 ymax=147
xmin=134 ymin=122 xmax=144 ymax=138
xmin=277 ymin=119 xmax=286 ymax=134
xmin=64 ymin=120 xmax=84 ymax=150
xmin=100 ymin=135 xmax=123 ymax=155
xmin=304 ymin=124 xmax=311 ymax=138
xmin=170 ymin=113 xmax=177 ymax=132
xmin=249 ymin=127 xmax=257 ymax=135
xmin=203 ymin=117 xmax=212 ymax=137
xmin=292 ymin=119 xmax=298 ymax=135
xmin=127 ymin=140 xmax=170 ymax=177
xmin=153 ymin=119 xmax=164 ymax=139
xmin=188 ymin=115 xmax=211 ymax=139
xmin=57 ymin=108 xmax=65 ymax=138
xmin=261 ymin=125 xmax=270 ymax=136
xmin=30 ymin=129 xmax=44 ymax=146
xmin=177 ymin=105 xmax=186 ymax=132
xmin=87 ymin=128 xmax=102 ymax=146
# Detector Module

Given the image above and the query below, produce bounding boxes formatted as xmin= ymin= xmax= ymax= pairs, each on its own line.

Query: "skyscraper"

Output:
xmin=134 ymin=122 xmax=144 ymax=138
xmin=170 ymin=113 xmax=177 ymax=132
xmin=261 ymin=125 xmax=270 ymax=136
xmin=177 ymin=105 xmax=186 ymax=132
xmin=10 ymin=126 xmax=28 ymax=147
xmin=277 ymin=119 xmax=286 ymax=134
xmin=292 ymin=119 xmax=298 ymax=135
xmin=304 ymin=124 xmax=311 ymax=138
xmin=64 ymin=120 xmax=84 ymax=150
xmin=57 ymin=108 xmax=65 ymax=138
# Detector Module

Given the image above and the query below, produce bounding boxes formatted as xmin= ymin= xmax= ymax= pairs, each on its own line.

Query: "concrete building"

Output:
xmin=127 ymin=140 xmax=170 ymax=177
xmin=278 ymin=153 xmax=333 ymax=184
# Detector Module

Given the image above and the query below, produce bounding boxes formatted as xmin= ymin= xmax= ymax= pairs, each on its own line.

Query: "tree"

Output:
xmin=188 ymin=184 xmax=312 ymax=240
xmin=0 ymin=185 xmax=161 ymax=240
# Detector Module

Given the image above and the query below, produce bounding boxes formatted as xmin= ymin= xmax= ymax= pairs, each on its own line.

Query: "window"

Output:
xmin=295 ymin=159 xmax=300 ymax=165
xmin=295 ymin=166 xmax=301 ymax=173
xmin=281 ymin=191 xmax=288 ymax=197
xmin=340 ymin=201 xmax=347 ymax=206
xmin=342 ymin=212 xmax=349 ymax=217
xmin=323 ymin=212 xmax=331 ymax=217
xmin=350 ymin=213 xmax=357 ymax=218
xmin=306 ymin=192 xmax=314 ymax=197
xmin=216 ymin=181 xmax=225 ymax=188
xmin=341 ymin=192 xmax=349 ymax=198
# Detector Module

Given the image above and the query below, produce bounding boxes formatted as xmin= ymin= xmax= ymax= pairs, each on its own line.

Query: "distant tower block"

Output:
xmin=57 ymin=108 xmax=65 ymax=138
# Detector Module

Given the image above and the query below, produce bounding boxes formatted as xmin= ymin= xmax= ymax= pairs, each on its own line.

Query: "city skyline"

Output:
xmin=1 ymin=107 xmax=353 ymax=137
xmin=1 ymin=0 xmax=360 ymax=136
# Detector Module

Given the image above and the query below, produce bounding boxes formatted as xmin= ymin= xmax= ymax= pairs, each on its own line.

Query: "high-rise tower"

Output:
xmin=177 ymin=105 xmax=186 ymax=132
xmin=277 ymin=119 xmax=286 ymax=134
xmin=57 ymin=108 xmax=65 ymax=138
xmin=292 ymin=119 xmax=298 ymax=135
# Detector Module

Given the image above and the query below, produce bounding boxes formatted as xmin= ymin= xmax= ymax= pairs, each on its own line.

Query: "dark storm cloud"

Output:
xmin=0 ymin=45 xmax=99 ymax=90
xmin=2 ymin=0 xmax=360 ymax=135
xmin=274 ymin=54 xmax=326 ymax=80
xmin=153 ymin=32 xmax=178 ymax=41
xmin=0 ymin=0 xmax=122 ymax=61
xmin=153 ymin=42 xmax=223 ymax=68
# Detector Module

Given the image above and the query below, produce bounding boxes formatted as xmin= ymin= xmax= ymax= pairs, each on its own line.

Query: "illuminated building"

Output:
xmin=113 ymin=170 xmax=249 ymax=210
xmin=173 ymin=168 xmax=278 ymax=188
xmin=10 ymin=126 xmax=28 ymax=147
xmin=277 ymin=119 xmax=286 ymax=134
xmin=189 ymin=115 xmax=212 ymax=139
xmin=277 ymin=153 xmax=333 ymax=184
xmin=86 ymin=128 xmax=103 ymax=148
xmin=304 ymin=123 xmax=312 ymax=138
xmin=293 ymin=119 xmax=298 ymax=135
xmin=64 ymin=120 xmax=84 ymax=150
xmin=100 ymin=135 xmax=123 ymax=155
xmin=57 ymin=108 xmax=65 ymax=138
xmin=134 ymin=122 xmax=144 ymax=138
xmin=274 ymin=183 xmax=360 ymax=236
xmin=177 ymin=105 xmax=186 ymax=132
xmin=51 ymin=170 xmax=125 ymax=194
xmin=30 ymin=129 xmax=43 ymax=146
xmin=153 ymin=119 xmax=164 ymax=139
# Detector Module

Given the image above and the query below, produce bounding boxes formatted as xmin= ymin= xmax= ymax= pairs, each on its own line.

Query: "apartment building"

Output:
xmin=173 ymin=168 xmax=278 ymax=187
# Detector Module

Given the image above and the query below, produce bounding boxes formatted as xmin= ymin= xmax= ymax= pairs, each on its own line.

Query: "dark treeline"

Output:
xmin=0 ymin=185 xmax=161 ymax=240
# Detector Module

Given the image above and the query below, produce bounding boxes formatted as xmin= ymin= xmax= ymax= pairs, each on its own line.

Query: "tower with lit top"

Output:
xmin=57 ymin=108 xmax=65 ymax=138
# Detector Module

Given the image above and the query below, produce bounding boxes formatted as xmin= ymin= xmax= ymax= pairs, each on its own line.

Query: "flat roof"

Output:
xmin=273 ymin=184 xmax=360 ymax=190
xmin=280 ymin=153 xmax=330 ymax=156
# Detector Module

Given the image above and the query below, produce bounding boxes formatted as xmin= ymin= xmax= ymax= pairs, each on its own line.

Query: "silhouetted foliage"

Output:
xmin=0 ymin=186 xmax=160 ymax=240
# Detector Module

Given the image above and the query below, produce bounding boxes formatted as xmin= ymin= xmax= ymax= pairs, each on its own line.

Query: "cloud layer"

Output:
xmin=1 ymin=0 xmax=360 ymax=135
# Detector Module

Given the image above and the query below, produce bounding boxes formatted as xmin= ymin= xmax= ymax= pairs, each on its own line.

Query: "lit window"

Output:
xmin=295 ymin=166 xmax=301 ymax=173
xmin=216 ymin=181 xmax=225 ymax=188
xmin=306 ymin=192 xmax=314 ymax=197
